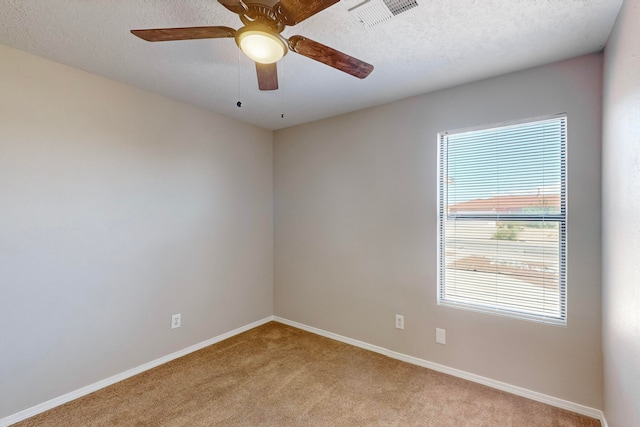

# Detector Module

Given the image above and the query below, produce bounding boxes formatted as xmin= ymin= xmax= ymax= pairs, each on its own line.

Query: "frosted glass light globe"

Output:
xmin=237 ymin=30 xmax=286 ymax=64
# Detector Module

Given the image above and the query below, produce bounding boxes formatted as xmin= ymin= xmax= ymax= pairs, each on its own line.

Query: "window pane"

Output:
xmin=445 ymin=119 xmax=564 ymax=215
xmin=443 ymin=219 xmax=562 ymax=319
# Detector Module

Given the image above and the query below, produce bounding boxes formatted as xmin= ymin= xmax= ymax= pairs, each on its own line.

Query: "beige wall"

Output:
xmin=0 ymin=45 xmax=273 ymax=418
xmin=274 ymin=54 xmax=603 ymax=408
xmin=603 ymin=0 xmax=640 ymax=424
xmin=1 ymin=40 xmax=610 ymax=419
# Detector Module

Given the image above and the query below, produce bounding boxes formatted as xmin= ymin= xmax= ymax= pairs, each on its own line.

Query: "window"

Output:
xmin=437 ymin=115 xmax=567 ymax=325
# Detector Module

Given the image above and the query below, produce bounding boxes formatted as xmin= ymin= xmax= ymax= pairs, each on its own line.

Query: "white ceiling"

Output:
xmin=0 ymin=0 xmax=623 ymax=130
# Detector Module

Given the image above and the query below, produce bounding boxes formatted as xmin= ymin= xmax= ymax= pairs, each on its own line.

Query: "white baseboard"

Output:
xmin=273 ymin=316 xmax=607 ymax=426
xmin=0 ymin=316 xmax=274 ymax=427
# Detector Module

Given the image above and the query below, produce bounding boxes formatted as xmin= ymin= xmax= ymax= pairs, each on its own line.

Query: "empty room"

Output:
xmin=1 ymin=0 xmax=638 ymax=426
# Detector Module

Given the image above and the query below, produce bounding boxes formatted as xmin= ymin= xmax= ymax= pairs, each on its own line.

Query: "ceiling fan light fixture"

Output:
xmin=236 ymin=27 xmax=287 ymax=64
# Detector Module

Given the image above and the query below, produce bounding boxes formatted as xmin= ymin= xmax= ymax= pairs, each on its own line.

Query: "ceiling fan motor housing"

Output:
xmin=239 ymin=3 xmax=285 ymax=33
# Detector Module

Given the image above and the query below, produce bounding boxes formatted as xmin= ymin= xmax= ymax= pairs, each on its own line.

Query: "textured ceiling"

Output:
xmin=0 ymin=0 xmax=623 ymax=130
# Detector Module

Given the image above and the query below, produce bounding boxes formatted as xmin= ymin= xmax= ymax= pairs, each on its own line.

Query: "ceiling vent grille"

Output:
xmin=347 ymin=0 xmax=419 ymax=27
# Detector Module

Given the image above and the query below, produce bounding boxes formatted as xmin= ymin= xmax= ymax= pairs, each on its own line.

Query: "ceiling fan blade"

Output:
xmin=276 ymin=0 xmax=339 ymax=26
xmin=218 ymin=0 xmax=247 ymax=14
xmin=256 ymin=63 xmax=278 ymax=91
xmin=288 ymin=36 xmax=374 ymax=79
xmin=131 ymin=26 xmax=235 ymax=42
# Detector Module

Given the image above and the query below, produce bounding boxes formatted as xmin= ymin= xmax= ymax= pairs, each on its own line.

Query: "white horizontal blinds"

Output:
xmin=438 ymin=116 xmax=567 ymax=324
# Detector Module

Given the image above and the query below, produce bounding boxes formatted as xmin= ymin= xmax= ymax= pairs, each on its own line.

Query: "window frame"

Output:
xmin=437 ymin=114 xmax=567 ymax=325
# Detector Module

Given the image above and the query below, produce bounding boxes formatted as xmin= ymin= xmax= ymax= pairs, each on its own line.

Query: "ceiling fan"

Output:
xmin=131 ymin=0 xmax=374 ymax=91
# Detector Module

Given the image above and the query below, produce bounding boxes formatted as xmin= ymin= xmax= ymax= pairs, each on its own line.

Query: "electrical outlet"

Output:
xmin=395 ymin=314 xmax=404 ymax=330
xmin=436 ymin=328 xmax=446 ymax=344
xmin=171 ymin=313 xmax=181 ymax=329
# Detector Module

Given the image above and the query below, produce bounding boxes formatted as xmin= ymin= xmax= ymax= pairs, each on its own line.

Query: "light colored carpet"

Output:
xmin=14 ymin=322 xmax=600 ymax=426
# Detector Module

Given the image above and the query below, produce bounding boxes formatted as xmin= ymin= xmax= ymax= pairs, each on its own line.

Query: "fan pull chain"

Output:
xmin=236 ymin=47 xmax=242 ymax=108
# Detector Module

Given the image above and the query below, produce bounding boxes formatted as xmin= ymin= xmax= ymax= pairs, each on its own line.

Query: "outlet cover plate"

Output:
xmin=395 ymin=314 xmax=405 ymax=330
xmin=171 ymin=313 xmax=181 ymax=329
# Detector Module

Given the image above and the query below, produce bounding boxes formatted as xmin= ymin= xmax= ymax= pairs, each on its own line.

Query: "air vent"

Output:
xmin=384 ymin=0 xmax=419 ymax=15
xmin=347 ymin=0 xmax=419 ymax=28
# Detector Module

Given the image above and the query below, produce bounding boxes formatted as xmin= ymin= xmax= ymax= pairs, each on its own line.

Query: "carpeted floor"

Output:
xmin=14 ymin=322 xmax=600 ymax=426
